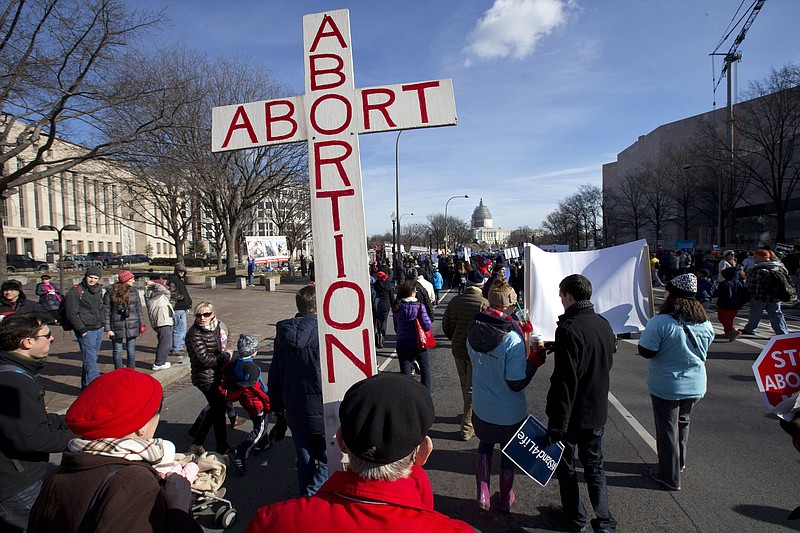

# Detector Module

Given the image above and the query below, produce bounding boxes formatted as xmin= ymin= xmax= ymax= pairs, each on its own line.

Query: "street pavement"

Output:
xmin=34 ymin=278 xmax=800 ymax=532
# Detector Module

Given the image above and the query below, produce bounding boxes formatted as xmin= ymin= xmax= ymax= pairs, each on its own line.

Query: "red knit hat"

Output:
xmin=66 ymin=368 xmax=163 ymax=439
xmin=118 ymin=270 xmax=135 ymax=283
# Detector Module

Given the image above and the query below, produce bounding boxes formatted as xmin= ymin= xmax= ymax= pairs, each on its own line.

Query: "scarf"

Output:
xmin=68 ymin=437 xmax=166 ymax=465
xmin=199 ymin=318 xmax=219 ymax=332
xmin=483 ymin=307 xmax=525 ymax=338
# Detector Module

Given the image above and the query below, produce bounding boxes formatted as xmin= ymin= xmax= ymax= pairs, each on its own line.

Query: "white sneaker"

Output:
xmin=152 ymin=362 xmax=172 ymax=371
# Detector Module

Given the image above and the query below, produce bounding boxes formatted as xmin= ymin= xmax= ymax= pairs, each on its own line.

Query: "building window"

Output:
xmin=88 ymin=241 xmax=94 ymax=252
xmin=77 ymin=241 xmax=84 ymax=254
xmin=102 ymin=184 xmax=109 ymax=233
xmin=1 ymin=198 xmax=7 ymax=226
xmin=94 ymin=181 xmax=101 ymax=233
xmin=65 ymin=240 xmax=73 ymax=254
xmin=18 ymin=184 xmax=25 ymax=227
xmin=33 ymin=181 xmax=41 ymax=229
xmin=74 ymin=178 xmax=82 ymax=229
xmin=47 ymin=177 xmax=56 ymax=226
xmin=61 ymin=174 xmax=69 ymax=226
xmin=83 ymin=176 xmax=91 ymax=231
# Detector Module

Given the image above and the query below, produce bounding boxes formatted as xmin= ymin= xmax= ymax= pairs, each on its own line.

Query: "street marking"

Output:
xmin=378 ymin=351 xmax=396 ymax=372
xmin=608 ymin=391 xmax=657 ymax=454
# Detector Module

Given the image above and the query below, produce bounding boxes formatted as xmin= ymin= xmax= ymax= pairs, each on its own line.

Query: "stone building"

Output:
xmin=471 ymin=198 xmax=511 ymax=246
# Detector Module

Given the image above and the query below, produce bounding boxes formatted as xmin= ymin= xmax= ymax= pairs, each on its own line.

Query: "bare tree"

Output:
xmin=0 ymin=0 xmax=165 ymax=275
xmin=426 ymin=213 xmax=469 ymax=251
xmin=614 ymin=172 xmax=648 ymax=241
xmin=541 ymin=209 xmax=572 ymax=246
xmin=265 ymin=176 xmax=312 ymax=276
xmin=578 ymin=184 xmax=602 ymax=248
xmin=508 ymin=225 xmax=537 ymax=245
xmin=641 ymin=162 xmax=674 ymax=244
xmin=734 ymin=64 xmax=800 ymax=243
xmin=170 ymin=58 xmax=306 ymax=276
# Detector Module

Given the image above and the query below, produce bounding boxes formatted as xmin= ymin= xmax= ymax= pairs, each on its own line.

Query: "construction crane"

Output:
xmin=711 ymin=0 xmax=767 ymax=101
xmin=709 ymin=0 xmax=766 ymax=245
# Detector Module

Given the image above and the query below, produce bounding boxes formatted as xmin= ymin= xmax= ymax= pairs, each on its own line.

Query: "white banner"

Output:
xmin=245 ymin=236 xmax=289 ymax=263
xmin=524 ymin=240 xmax=653 ymax=342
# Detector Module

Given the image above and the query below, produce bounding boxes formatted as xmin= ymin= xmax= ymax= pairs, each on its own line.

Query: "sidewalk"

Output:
xmin=36 ymin=277 xmax=309 ymax=414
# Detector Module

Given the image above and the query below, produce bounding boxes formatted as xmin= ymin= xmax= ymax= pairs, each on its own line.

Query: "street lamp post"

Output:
xmin=38 ymin=224 xmax=81 ymax=295
xmin=444 ymin=194 xmax=469 ymax=254
xmin=395 ymin=131 xmax=402 ymax=280
xmin=391 ymin=215 xmax=397 ymax=271
xmin=398 ymin=213 xmax=414 ymax=259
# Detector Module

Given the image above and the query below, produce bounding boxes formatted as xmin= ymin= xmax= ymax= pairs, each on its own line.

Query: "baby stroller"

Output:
xmin=163 ymin=450 xmax=238 ymax=528
xmin=193 ymin=486 xmax=237 ymax=529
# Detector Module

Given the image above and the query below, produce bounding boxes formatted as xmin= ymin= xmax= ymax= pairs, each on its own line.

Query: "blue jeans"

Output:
xmin=172 ymin=309 xmax=187 ymax=352
xmin=293 ymin=432 xmax=328 ymax=497
xmin=76 ymin=328 xmax=104 ymax=389
xmin=398 ymin=348 xmax=432 ymax=394
xmin=0 ymin=478 xmax=42 ymax=531
xmin=555 ymin=426 xmax=617 ymax=532
xmin=744 ymin=300 xmax=788 ymax=335
xmin=111 ymin=336 xmax=136 ymax=369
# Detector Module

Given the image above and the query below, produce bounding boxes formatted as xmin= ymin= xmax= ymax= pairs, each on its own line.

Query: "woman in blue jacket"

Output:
xmin=638 ymin=273 xmax=715 ymax=492
xmin=392 ymin=281 xmax=433 ymax=393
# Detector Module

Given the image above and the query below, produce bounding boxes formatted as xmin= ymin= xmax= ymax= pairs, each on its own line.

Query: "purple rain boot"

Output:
xmin=499 ymin=468 xmax=516 ymax=513
xmin=476 ymin=453 xmax=492 ymax=511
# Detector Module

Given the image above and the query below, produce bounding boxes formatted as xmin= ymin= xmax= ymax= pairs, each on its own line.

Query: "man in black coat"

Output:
xmin=546 ymin=274 xmax=617 ymax=533
xmin=64 ymin=267 xmax=104 ymax=388
xmin=267 ymin=285 xmax=327 ymax=497
xmin=0 ymin=314 xmax=74 ymax=531
xmin=168 ymin=263 xmax=193 ymax=358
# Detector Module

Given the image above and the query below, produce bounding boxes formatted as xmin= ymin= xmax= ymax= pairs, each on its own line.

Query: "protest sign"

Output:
xmin=502 ymin=414 xmax=564 ymax=487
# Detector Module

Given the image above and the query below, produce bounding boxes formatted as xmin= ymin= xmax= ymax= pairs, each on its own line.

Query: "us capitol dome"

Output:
xmin=470 ymin=198 xmax=511 ymax=245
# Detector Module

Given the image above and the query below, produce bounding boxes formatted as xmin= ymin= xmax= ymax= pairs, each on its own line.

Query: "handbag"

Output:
xmin=415 ymin=304 xmax=436 ymax=349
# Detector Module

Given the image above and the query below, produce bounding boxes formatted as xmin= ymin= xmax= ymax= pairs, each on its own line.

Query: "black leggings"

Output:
xmin=192 ymin=384 xmax=230 ymax=452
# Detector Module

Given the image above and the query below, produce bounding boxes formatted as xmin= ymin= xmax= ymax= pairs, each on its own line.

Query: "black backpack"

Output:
xmin=58 ymin=285 xmax=83 ymax=331
xmin=765 ymin=268 xmax=797 ymax=302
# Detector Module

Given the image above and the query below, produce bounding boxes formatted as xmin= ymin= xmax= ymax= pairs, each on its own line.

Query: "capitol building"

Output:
xmin=471 ymin=198 xmax=511 ymax=245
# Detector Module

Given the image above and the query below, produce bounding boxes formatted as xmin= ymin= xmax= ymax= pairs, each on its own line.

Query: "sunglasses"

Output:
xmin=31 ymin=331 xmax=53 ymax=339
xmin=195 ymin=312 xmax=213 ymax=318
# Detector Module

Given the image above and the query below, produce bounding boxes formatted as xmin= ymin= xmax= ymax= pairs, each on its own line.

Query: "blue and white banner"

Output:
xmin=502 ymin=415 xmax=564 ymax=487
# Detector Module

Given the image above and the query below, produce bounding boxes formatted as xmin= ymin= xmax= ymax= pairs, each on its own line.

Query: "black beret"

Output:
xmin=339 ymin=373 xmax=434 ymax=465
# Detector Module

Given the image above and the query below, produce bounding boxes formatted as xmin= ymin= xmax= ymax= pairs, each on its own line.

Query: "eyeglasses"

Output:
xmin=31 ymin=331 xmax=53 ymax=339
xmin=195 ymin=312 xmax=213 ymax=318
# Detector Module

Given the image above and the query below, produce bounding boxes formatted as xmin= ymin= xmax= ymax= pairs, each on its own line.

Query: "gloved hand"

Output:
xmin=547 ymin=429 xmax=564 ymax=445
xmin=139 ymin=324 xmax=147 ymax=334
xmin=269 ymin=413 xmax=288 ymax=443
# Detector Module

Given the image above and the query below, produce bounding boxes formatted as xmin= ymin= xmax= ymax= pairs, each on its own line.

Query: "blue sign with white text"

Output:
xmin=502 ymin=415 xmax=564 ymax=486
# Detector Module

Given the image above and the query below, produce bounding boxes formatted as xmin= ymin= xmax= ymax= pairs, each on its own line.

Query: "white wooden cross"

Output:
xmin=211 ymin=8 xmax=457 ymax=469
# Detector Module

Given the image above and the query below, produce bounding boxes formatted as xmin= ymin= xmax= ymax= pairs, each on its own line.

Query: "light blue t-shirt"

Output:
xmin=639 ymin=314 xmax=715 ymax=400
xmin=467 ymin=331 xmax=527 ymax=425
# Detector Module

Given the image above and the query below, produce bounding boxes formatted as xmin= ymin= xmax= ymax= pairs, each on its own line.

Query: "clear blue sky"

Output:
xmin=132 ymin=0 xmax=799 ymax=236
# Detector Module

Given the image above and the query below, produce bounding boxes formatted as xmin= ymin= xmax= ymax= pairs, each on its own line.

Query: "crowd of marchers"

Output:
xmin=3 ymin=246 xmax=800 ymax=532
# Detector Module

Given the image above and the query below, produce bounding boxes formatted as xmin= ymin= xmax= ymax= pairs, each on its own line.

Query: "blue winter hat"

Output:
xmin=237 ymin=334 xmax=259 ymax=358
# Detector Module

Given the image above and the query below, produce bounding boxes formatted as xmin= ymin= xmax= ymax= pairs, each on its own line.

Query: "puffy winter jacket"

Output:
xmin=392 ymin=299 xmax=432 ymax=351
xmin=442 ymin=287 xmax=489 ymax=360
xmin=186 ymin=321 xmax=229 ymax=388
xmin=64 ymin=281 xmax=104 ymax=335
xmin=102 ymin=284 xmax=144 ymax=339
xmin=268 ymin=313 xmax=323 ymax=436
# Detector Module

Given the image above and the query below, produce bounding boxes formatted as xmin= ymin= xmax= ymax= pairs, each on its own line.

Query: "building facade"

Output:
xmin=471 ymin=198 xmax=511 ymax=245
xmin=603 ymin=88 xmax=800 ymax=251
xmin=1 ymin=121 xmax=175 ymax=263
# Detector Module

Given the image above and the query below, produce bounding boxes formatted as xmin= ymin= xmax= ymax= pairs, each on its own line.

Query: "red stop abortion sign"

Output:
xmin=753 ymin=333 xmax=800 ymax=410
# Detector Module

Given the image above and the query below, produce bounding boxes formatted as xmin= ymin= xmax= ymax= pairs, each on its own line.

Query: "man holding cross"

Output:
xmin=244 ymin=373 xmax=474 ymax=532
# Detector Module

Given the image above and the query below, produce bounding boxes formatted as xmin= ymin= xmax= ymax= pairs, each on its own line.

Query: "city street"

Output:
xmin=147 ymin=285 xmax=800 ymax=533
